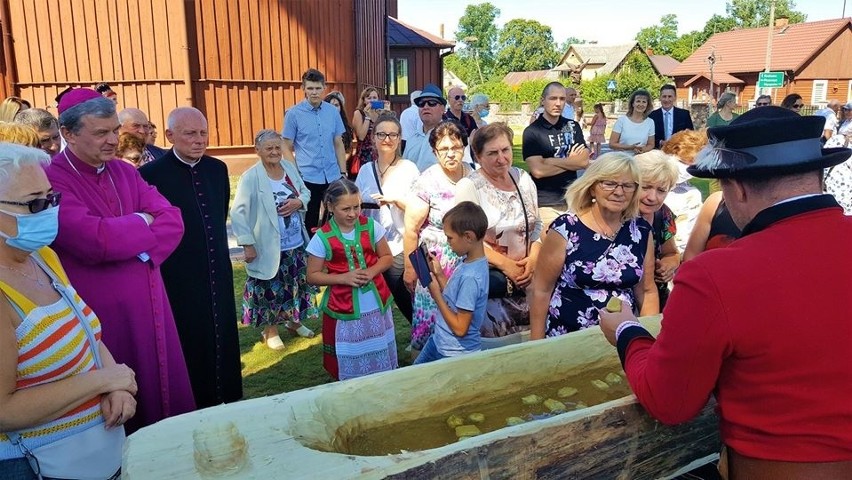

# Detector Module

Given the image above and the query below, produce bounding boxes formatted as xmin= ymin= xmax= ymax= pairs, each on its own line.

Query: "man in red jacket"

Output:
xmin=600 ymin=106 xmax=852 ymax=480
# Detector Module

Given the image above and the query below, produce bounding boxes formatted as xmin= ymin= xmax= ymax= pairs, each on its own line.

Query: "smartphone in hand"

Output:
xmin=370 ymin=100 xmax=384 ymax=110
xmin=408 ymin=244 xmax=432 ymax=287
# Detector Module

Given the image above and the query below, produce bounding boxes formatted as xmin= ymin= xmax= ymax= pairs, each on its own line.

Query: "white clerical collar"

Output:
xmin=174 ymin=151 xmax=201 ymax=167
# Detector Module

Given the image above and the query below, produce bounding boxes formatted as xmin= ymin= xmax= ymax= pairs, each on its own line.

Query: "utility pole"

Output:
xmin=707 ymin=46 xmax=717 ymax=101
xmin=765 ymin=0 xmax=775 ymax=74
xmin=464 ymin=36 xmax=485 ymax=84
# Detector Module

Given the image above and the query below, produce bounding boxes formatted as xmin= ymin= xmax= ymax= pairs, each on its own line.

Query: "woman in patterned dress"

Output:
xmin=231 ymin=130 xmax=317 ymax=351
xmin=403 ymin=121 xmax=472 ymax=356
xmin=635 ymin=150 xmax=680 ymax=308
xmin=455 ymin=123 xmax=541 ymax=338
xmin=529 ymin=152 xmax=659 ymax=339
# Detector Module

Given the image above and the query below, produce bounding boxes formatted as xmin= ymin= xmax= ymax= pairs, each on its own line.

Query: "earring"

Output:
xmin=591 ymin=197 xmax=596 ymax=203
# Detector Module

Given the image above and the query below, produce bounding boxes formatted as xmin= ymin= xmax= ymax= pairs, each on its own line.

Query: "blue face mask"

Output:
xmin=479 ymin=109 xmax=490 ymax=118
xmin=0 ymin=205 xmax=60 ymax=252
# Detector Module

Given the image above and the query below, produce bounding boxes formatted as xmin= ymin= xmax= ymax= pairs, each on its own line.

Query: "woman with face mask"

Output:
xmin=0 ymin=143 xmax=136 ymax=480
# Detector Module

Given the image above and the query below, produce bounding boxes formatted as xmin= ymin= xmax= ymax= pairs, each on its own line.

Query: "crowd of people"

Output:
xmin=0 ymin=67 xmax=850 ymax=479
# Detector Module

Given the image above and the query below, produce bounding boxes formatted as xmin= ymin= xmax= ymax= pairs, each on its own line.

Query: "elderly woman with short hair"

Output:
xmin=529 ymin=152 xmax=658 ymax=339
xmin=231 ymin=129 xmax=317 ymax=350
xmin=403 ymin=121 xmax=472 ymax=354
xmin=0 ymin=143 xmax=136 ymax=479
xmin=456 ymin=123 xmax=541 ymax=339
xmin=635 ymin=150 xmax=681 ymax=307
xmin=707 ymin=92 xmax=740 ymax=127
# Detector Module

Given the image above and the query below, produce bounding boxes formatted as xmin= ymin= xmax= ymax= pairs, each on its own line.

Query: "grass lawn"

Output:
xmin=235 ymin=263 xmax=413 ymax=399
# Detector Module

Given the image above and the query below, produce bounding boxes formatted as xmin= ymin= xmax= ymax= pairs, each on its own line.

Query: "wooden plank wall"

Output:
xmin=6 ymin=0 xmax=189 ymax=147
xmin=354 ymin=0 xmax=388 ymax=99
xmin=194 ymin=0 xmax=379 ymax=150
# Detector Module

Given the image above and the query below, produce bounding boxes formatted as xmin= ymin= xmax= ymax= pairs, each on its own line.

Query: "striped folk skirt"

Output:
xmin=322 ymin=307 xmax=397 ymax=380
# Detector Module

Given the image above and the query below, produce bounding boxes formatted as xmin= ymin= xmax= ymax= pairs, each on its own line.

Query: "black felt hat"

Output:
xmin=688 ymin=106 xmax=851 ymax=179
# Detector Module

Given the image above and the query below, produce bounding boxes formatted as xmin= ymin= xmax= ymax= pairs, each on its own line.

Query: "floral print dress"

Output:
xmin=410 ymin=164 xmax=467 ymax=350
xmin=545 ymin=212 xmax=652 ymax=337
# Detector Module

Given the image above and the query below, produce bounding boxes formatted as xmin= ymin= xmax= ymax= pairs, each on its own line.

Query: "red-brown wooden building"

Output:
xmin=671 ymin=18 xmax=852 ymax=108
xmin=0 ymin=0 xmax=452 ymax=157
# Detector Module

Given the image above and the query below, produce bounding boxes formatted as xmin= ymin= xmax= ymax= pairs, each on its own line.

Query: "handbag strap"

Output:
xmin=371 ymin=158 xmax=385 ymax=196
xmin=31 ymin=254 xmax=103 ymax=368
xmin=507 ymin=168 xmax=530 ymax=256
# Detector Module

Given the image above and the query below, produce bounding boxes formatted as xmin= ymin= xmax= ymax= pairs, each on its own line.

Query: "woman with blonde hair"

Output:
xmin=0 ymin=97 xmax=30 ymax=123
xmin=0 ymin=122 xmax=39 ymax=147
xmin=661 ymin=129 xmax=708 ymax=251
xmin=530 ymin=152 xmax=658 ymax=339
xmin=635 ymin=150 xmax=680 ymax=307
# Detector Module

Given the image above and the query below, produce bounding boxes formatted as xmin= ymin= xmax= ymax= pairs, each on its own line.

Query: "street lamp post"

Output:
xmin=463 ymin=35 xmax=485 ymax=84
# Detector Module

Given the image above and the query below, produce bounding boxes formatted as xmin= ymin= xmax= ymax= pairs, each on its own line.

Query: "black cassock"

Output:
xmin=140 ymin=151 xmax=243 ymax=408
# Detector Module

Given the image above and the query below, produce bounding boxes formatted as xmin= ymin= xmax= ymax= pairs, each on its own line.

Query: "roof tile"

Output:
xmin=672 ymin=18 xmax=851 ymax=77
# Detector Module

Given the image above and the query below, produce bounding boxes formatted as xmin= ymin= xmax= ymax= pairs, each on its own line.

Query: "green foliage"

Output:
xmin=476 ymin=79 xmax=519 ymax=106
xmin=456 ymin=3 xmax=501 ymax=79
xmin=579 ymin=74 xmax=617 ymax=107
xmin=444 ymin=54 xmax=481 ymax=88
xmin=558 ymin=36 xmax=586 ymax=55
xmin=670 ymin=30 xmax=704 ymax=61
xmin=635 ymin=14 xmax=679 ymax=56
xmin=494 ymin=19 xmax=559 ymax=75
xmin=726 ymin=0 xmax=806 ymax=28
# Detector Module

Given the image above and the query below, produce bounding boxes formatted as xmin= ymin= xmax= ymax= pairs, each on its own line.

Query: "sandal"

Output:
xmin=288 ymin=323 xmax=316 ymax=338
xmin=261 ymin=331 xmax=285 ymax=351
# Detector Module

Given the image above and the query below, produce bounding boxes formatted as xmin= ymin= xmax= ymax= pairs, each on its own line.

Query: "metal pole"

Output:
xmin=765 ymin=0 xmax=775 ymax=73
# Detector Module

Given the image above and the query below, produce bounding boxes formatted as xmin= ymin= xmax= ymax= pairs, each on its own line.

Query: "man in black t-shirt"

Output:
xmin=522 ymin=82 xmax=590 ymax=234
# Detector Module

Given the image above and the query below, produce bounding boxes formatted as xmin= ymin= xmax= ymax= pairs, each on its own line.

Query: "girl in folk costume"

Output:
xmin=306 ymin=179 xmax=398 ymax=380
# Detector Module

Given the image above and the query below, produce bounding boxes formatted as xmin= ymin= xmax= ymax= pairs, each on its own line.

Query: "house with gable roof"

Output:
xmin=671 ymin=18 xmax=852 ymax=107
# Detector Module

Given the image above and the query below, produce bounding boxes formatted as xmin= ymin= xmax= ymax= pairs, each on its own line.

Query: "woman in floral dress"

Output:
xmin=529 ymin=152 xmax=659 ymax=339
xmin=403 ymin=121 xmax=471 ymax=355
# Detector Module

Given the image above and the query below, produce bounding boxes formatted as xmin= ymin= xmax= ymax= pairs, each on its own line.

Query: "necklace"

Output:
xmin=591 ymin=207 xmax=618 ymax=241
xmin=378 ymin=156 xmax=399 ymax=178
xmin=0 ymin=257 xmax=46 ymax=286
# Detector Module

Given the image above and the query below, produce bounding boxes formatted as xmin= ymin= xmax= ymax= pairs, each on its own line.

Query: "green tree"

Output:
xmin=635 ymin=14 xmax=679 ymax=56
xmin=443 ymin=54 xmax=481 ymax=89
xmin=670 ymin=30 xmax=703 ymax=61
xmin=558 ymin=36 xmax=586 ymax=57
xmin=726 ymin=0 xmax=807 ymax=28
xmin=494 ymin=19 xmax=559 ymax=75
xmin=701 ymin=13 xmax=739 ymax=40
xmin=455 ymin=3 xmax=501 ymax=81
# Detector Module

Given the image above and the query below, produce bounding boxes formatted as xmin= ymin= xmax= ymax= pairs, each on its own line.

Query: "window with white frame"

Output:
xmin=812 ymin=80 xmax=828 ymax=104
xmin=847 ymin=80 xmax=852 ymax=102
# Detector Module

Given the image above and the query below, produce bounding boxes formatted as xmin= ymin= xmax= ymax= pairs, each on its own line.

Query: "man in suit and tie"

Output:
xmin=649 ymin=84 xmax=694 ymax=148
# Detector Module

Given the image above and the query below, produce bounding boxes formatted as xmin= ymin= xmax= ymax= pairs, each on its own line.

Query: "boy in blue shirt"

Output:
xmin=414 ymin=201 xmax=489 ymax=364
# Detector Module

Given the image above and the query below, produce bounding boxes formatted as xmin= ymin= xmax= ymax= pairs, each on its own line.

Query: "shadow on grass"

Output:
xmin=234 ymin=262 xmax=414 ymax=399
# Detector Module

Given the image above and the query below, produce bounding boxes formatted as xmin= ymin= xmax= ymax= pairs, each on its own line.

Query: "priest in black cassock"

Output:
xmin=139 ymin=107 xmax=243 ymax=408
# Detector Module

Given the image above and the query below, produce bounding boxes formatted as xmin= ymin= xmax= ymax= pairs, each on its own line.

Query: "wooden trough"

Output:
xmin=123 ymin=316 xmax=721 ymax=479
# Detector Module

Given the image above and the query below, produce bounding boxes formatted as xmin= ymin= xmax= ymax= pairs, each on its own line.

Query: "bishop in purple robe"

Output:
xmin=46 ymin=89 xmax=195 ymax=433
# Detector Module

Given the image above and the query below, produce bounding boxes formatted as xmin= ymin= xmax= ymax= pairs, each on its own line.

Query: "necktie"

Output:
xmin=664 ymin=111 xmax=672 ymax=140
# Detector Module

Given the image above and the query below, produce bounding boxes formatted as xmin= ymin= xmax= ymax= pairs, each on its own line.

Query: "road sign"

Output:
xmin=606 ymin=79 xmax=617 ymax=91
xmin=758 ymin=71 xmax=784 ymax=88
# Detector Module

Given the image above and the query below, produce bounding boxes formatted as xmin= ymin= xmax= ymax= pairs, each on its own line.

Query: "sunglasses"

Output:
xmin=0 ymin=192 xmax=62 ymax=213
xmin=792 ymin=103 xmax=804 ymax=109
xmin=418 ymin=100 xmax=441 ymax=108
xmin=755 ymin=102 xmax=770 ymax=106
xmin=453 ymin=95 xmax=467 ymax=101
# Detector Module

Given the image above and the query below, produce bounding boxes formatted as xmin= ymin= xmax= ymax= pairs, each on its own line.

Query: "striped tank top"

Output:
xmin=0 ymin=247 xmax=106 ymax=460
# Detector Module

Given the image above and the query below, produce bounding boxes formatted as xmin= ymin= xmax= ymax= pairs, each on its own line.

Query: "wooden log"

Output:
xmin=123 ymin=316 xmax=721 ymax=479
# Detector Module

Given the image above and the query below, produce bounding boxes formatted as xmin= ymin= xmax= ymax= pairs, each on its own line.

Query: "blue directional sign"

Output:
xmin=606 ymin=79 xmax=617 ymax=91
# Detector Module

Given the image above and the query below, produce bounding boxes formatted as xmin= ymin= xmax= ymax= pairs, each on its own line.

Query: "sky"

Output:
xmin=397 ymin=0 xmax=846 ymax=46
